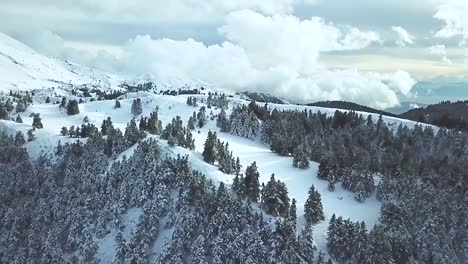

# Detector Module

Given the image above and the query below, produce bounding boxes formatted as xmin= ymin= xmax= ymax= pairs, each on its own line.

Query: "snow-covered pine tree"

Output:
xmin=244 ymin=162 xmax=260 ymax=202
xmin=304 ymin=185 xmax=325 ymax=225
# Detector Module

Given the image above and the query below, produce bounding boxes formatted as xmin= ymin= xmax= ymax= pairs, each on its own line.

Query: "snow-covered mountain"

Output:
xmin=0 ymin=34 xmax=466 ymax=264
xmin=0 ymin=32 xmax=122 ymax=93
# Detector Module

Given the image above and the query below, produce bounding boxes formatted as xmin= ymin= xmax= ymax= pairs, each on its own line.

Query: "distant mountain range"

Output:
xmin=306 ymin=100 xmax=468 ymax=132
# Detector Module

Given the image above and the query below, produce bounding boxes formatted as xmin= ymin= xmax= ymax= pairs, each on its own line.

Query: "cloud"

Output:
xmin=392 ymin=26 xmax=415 ymax=47
xmin=20 ymin=29 xmax=117 ymax=72
xmin=434 ymin=0 xmax=468 ymax=45
xmin=2 ymin=0 xmax=299 ymax=25
xmin=112 ymin=11 xmax=411 ymax=109
xmin=428 ymin=44 xmax=453 ymax=64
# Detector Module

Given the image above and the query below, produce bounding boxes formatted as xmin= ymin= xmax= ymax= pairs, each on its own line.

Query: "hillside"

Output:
xmin=307 ymin=100 xmax=399 ymax=118
xmin=0 ymin=32 xmax=120 ymax=93
xmin=400 ymin=100 xmax=468 ymax=131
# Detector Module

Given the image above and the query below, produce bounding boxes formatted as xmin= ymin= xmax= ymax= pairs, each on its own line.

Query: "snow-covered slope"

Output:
xmin=0 ymin=34 xmax=439 ymax=261
xmin=0 ymin=32 xmax=120 ymax=92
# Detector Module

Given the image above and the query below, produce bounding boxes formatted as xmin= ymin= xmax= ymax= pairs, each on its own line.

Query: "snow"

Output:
xmin=0 ymin=32 xmax=121 ymax=93
xmin=96 ymin=207 xmax=143 ymax=264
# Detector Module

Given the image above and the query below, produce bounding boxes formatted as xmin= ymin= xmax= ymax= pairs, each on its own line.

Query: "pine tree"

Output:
xmin=293 ymin=143 xmax=309 ymax=169
xmin=32 ymin=113 xmax=43 ymax=129
xmin=66 ymin=100 xmax=80 ymax=115
xmin=304 ymin=185 xmax=325 ymax=225
xmin=59 ymin=97 xmax=67 ymax=108
xmin=202 ymin=131 xmax=217 ymax=164
xmin=289 ymin=198 xmax=297 ymax=227
xmin=131 ymin=98 xmax=142 ymax=116
xmin=216 ymin=108 xmax=230 ymax=132
xmin=244 ymin=162 xmax=260 ymax=202
xmin=60 ymin=127 xmax=68 ymax=136
xmin=187 ymin=115 xmax=196 ymax=130
xmin=316 ymin=251 xmax=325 ymax=264
xmin=297 ymin=225 xmax=315 ymax=263
xmin=147 ymin=111 xmax=162 ymax=135
xmin=16 ymin=114 xmax=22 ymax=123
xmin=14 ymin=131 xmax=26 ymax=146
xmin=191 ymin=235 xmax=208 ymax=264
xmin=27 ymin=129 xmax=36 ymax=142
xmin=197 ymin=106 xmax=207 ymax=128
xmin=114 ymin=99 xmax=121 ymax=109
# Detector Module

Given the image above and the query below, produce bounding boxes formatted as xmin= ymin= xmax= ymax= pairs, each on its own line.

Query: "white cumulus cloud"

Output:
xmin=114 ymin=11 xmax=411 ymax=109
xmin=434 ymin=0 xmax=468 ymax=42
xmin=392 ymin=26 xmax=415 ymax=47
xmin=14 ymin=10 xmax=415 ymax=109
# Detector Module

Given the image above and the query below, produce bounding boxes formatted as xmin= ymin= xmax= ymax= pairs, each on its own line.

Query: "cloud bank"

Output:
xmin=22 ymin=10 xmax=416 ymax=109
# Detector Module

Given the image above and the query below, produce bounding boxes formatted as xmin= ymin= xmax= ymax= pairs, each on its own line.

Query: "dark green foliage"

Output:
xmin=293 ymin=143 xmax=309 ymax=169
xmin=131 ymin=98 xmax=142 ymax=116
xmin=14 ymin=131 xmax=26 ymax=146
xmin=304 ymin=185 xmax=324 ymax=225
xmin=32 ymin=113 xmax=43 ymax=129
xmin=216 ymin=108 xmax=229 ymax=132
xmin=202 ymin=130 xmax=216 ymax=164
xmin=244 ymin=162 xmax=260 ymax=202
xmin=261 ymin=174 xmax=290 ymax=217
xmin=66 ymin=100 xmax=80 ymax=115
xmin=114 ymin=99 xmax=121 ymax=109
xmin=27 ymin=129 xmax=35 ymax=142
xmin=15 ymin=114 xmax=22 ymax=123
xmin=197 ymin=106 xmax=206 ymax=128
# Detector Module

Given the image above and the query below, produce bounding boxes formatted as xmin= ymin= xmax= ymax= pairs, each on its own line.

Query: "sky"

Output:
xmin=1 ymin=0 xmax=468 ymax=108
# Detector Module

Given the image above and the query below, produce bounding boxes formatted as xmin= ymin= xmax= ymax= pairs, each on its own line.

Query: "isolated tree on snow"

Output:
xmin=32 ymin=113 xmax=43 ymax=129
xmin=16 ymin=114 xmax=22 ymax=123
xmin=304 ymin=185 xmax=325 ymax=225
xmin=114 ymin=99 xmax=121 ymax=109
xmin=67 ymin=100 xmax=80 ymax=115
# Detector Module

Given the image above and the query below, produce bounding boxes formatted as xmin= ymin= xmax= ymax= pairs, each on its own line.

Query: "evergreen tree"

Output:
xmin=66 ymin=100 xmax=80 ymax=115
xmin=244 ymin=162 xmax=260 ymax=202
xmin=27 ymin=129 xmax=36 ymax=142
xmin=197 ymin=106 xmax=207 ymax=128
xmin=216 ymin=108 xmax=230 ymax=132
xmin=289 ymin=198 xmax=297 ymax=227
xmin=293 ymin=143 xmax=309 ymax=169
xmin=131 ymin=98 xmax=143 ymax=116
xmin=114 ymin=99 xmax=121 ymax=109
xmin=187 ymin=115 xmax=196 ymax=130
xmin=32 ymin=113 xmax=43 ymax=129
xmin=59 ymin=97 xmax=67 ymax=108
xmin=16 ymin=114 xmax=22 ymax=123
xmin=304 ymin=185 xmax=325 ymax=225
xmin=147 ymin=111 xmax=162 ymax=135
xmin=14 ymin=131 xmax=26 ymax=146
xmin=202 ymin=131 xmax=217 ymax=164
